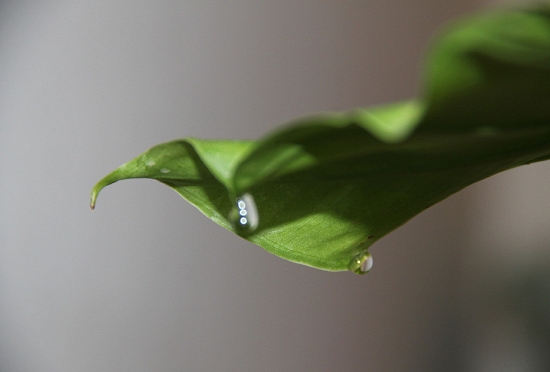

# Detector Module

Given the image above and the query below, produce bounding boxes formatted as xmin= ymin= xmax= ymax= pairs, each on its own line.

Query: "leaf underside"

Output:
xmin=91 ymin=6 xmax=550 ymax=272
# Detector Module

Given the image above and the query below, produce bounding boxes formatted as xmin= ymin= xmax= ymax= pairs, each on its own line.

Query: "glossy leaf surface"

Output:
xmin=91 ymin=6 xmax=550 ymax=272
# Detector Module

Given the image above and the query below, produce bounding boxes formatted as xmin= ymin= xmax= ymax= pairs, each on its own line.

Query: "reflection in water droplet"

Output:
xmin=160 ymin=168 xmax=171 ymax=173
xmin=348 ymin=251 xmax=373 ymax=275
xmin=229 ymin=193 xmax=258 ymax=236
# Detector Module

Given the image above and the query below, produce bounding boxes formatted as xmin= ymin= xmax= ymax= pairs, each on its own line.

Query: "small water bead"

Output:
xmin=229 ymin=193 xmax=259 ymax=236
xmin=348 ymin=251 xmax=373 ymax=275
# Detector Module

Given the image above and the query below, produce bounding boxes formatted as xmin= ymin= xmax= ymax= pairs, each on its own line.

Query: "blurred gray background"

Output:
xmin=1 ymin=0 xmax=549 ymax=371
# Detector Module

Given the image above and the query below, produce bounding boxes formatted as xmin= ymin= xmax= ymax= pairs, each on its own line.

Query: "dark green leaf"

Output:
xmin=91 ymin=6 xmax=550 ymax=273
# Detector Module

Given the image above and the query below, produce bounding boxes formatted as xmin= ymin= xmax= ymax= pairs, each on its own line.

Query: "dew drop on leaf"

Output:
xmin=229 ymin=193 xmax=258 ymax=236
xmin=348 ymin=251 xmax=373 ymax=275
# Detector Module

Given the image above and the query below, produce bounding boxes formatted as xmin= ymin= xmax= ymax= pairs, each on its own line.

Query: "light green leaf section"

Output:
xmin=91 ymin=6 xmax=550 ymax=272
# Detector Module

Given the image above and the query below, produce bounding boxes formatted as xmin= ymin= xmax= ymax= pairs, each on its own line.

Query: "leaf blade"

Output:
xmin=91 ymin=6 xmax=550 ymax=272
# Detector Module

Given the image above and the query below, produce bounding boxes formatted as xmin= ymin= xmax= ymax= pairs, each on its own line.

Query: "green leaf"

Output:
xmin=91 ymin=6 xmax=550 ymax=273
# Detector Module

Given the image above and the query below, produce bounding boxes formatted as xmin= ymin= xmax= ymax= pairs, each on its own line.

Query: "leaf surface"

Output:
xmin=91 ymin=6 xmax=550 ymax=272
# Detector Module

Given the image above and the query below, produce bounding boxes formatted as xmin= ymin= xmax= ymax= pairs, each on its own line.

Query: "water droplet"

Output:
xmin=348 ymin=251 xmax=373 ymax=275
xmin=160 ymin=168 xmax=170 ymax=173
xmin=229 ymin=193 xmax=258 ymax=236
xmin=146 ymin=160 xmax=156 ymax=167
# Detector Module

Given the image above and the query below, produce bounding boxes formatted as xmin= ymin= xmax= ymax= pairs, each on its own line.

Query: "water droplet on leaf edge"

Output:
xmin=348 ymin=251 xmax=373 ymax=275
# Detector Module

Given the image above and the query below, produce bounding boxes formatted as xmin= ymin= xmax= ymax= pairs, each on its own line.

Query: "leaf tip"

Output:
xmin=90 ymin=187 xmax=99 ymax=210
xmin=90 ymin=175 xmax=113 ymax=211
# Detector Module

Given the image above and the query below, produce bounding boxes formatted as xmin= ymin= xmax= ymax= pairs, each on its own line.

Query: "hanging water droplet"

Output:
xmin=229 ymin=193 xmax=258 ymax=236
xmin=348 ymin=251 xmax=373 ymax=275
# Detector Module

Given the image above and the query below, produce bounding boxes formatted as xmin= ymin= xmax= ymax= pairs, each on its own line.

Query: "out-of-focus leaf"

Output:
xmin=91 ymin=6 xmax=550 ymax=273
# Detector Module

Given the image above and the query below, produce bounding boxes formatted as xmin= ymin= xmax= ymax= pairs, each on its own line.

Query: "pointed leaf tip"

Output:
xmin=90 ymin=177 xmax=111 ymax=211
xmin=90 ymin=189 xmax=98 ymax=210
